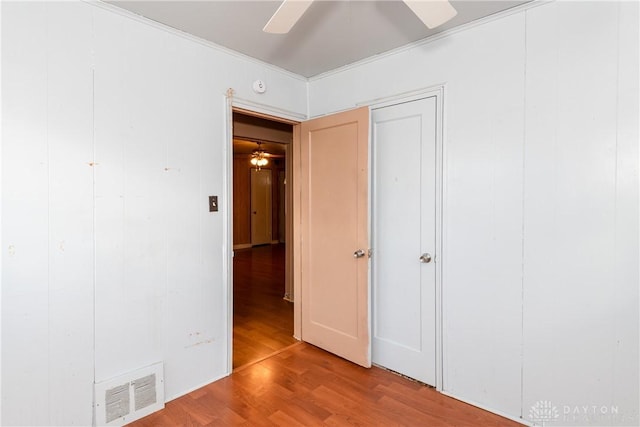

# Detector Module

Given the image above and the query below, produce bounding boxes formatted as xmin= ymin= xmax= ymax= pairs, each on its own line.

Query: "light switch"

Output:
xmin=209 ymin=196 xmax=218 ymax=212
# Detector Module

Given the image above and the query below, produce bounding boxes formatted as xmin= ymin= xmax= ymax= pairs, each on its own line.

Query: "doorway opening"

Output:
xmin=231 ymin=111 xmax=297 ymax=369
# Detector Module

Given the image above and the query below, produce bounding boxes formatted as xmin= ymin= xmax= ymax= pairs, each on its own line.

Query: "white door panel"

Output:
xmin=372 ymin=97 xmax=437 ymax=385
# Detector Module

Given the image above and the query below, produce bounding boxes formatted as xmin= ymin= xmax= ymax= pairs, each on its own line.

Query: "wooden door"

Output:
xmin=250 ymin=168 xmax=272 ymax=246
xmin=299 ymin=106 xmax=370 ymax=367
xmin=371 ymin=97 xmax=437 ymax=385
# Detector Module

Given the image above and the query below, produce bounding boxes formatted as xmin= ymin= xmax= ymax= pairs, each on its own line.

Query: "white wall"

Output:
xmin=2 ymin=1 xmax=638 ymax=426
xmin=3 ymin=4 xmax=94 ymax=424
xmin=522 ymin=2 xmax=639 ymax=425
xmin=309 ymin=1 xmax=638 ymax=425
xmin=1 ymin=2 xmax=306 ymax=425
xmin=312 ymin=7 xmax=527 ymax=418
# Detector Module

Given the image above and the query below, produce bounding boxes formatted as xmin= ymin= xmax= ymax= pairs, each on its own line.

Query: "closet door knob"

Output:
xmin=420 ymin=253 xmax=432 ymax=263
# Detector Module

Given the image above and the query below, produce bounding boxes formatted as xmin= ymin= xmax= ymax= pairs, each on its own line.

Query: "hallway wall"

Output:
xmin=232 ymin=153 xmax=286 ymax=249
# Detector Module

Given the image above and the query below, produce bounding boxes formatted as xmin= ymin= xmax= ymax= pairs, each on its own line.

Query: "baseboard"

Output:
xmin=234 ymin=242 xmax=282 ymax=249
xmin=233 ymin=244 xmax=252 ymax=250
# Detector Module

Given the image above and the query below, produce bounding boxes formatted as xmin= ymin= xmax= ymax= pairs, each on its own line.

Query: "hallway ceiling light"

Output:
xmin=263 ymin=0 xmax=458 ymax=34
xmin=250 ymin=142 xmax=269 ymax=169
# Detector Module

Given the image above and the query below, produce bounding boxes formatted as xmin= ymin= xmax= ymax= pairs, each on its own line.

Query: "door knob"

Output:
xmin=353 ymin=249 xmax=366 ymax=258
xmin=420 ymin=253 xmax=432 ymax=263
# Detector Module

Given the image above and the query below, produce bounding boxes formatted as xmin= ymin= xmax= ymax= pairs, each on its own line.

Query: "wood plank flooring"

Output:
xmin=233 ymin=243 xmax=297 ymax=369
xmin=129 ymin=342 xmax=522 ymax=426
xmin=129 ymin=244 xmax=522 ymax=426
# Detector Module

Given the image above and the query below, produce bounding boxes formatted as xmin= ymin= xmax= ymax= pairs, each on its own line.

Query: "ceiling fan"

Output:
xmin=263 ymin=0 xmax=458 ymax=34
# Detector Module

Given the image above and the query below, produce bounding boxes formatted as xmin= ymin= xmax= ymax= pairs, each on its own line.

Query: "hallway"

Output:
xmin=233 ymin=244 xmax=297 ymax=369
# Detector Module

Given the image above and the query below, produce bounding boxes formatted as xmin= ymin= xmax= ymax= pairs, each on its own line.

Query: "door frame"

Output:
xmin=223 ymin=96 xmax=304 ymax=374
xmin=368 ymin=85 xmax=446 ymax=391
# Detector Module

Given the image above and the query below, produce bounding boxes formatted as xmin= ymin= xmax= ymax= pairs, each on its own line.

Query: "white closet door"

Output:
xmin=372 ymin=97 xmax=437 ymax=385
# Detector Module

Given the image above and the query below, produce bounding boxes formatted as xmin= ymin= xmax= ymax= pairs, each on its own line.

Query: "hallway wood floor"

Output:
xmin=233 ymin=243 xmax=297 ymax=369
xmin=129 ymin=342 xmax=522 ymax=426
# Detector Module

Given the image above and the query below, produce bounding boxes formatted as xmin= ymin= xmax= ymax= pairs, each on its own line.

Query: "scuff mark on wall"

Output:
xmin=185 ymin=332 xmax=214 ymax=349
xmin=184 ymin=338 xmax=214 ymax=349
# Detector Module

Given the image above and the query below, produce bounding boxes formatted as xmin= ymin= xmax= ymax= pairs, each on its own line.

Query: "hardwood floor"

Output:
xmin=129 ymin=342 xmax=522 ymax=426
xmin=233 ymin=243 xmax=297 ymax=369
xmin=129 ymin=244 xmax=522 ymax=426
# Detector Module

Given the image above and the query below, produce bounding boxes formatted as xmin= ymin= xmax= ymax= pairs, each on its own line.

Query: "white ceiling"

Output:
xmin=107 ymin=0 xmax=529 ymax=78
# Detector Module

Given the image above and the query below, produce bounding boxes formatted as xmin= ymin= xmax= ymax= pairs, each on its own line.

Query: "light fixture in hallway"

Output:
xmin=250 ymin=141 xmax=269 ymax=169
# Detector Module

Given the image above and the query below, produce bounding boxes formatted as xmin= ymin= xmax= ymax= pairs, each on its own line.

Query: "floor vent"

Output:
xmin=94 ymin=362 xmax=164 ymax=426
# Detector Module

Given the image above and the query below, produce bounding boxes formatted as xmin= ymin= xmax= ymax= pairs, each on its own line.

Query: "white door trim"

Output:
xmin=232 ymin=96 xmax=307 ymax=123
xmin=368 ymin=85 xmax=446 ymax=391
xmin=223 ymin=94 xmax=234 ymax=375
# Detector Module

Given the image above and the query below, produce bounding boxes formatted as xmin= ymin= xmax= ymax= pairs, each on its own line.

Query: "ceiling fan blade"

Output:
xmin=263 ymin=0 xmax=314 ymax=34
xmin=403 ymin=0 xmax=458 ymax=29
